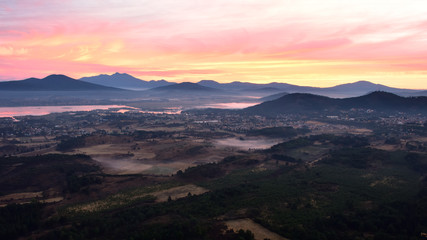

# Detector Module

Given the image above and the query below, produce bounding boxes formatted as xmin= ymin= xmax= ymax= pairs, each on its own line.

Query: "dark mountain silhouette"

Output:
xmin=198 ymin=79 xmax=421 ymax=97
xmin=245 ymin=91 xmax=427 ymax=115
xmin=0 ymin=74 xmax=123 ymax=91
xmin=74 ymin=73 xmax=424 ymax=97
xmin=149 ymin=82 xmax=221 ymax=92
xmin=80 ymin=72 xmax=173 ymax=89
xmin=340 ymin=91 xmax=414 ymax=110
xmin=2 ymin=73 xmax=424 ymax=98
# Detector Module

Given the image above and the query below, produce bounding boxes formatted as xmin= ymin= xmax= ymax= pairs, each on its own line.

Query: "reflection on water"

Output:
xmin=201 ymin=102 xmax=259 ymax=109
xmin=0 ymin=105 xmax=133 ymax=118
xmin=214 ymin=138 xmax=281 ymax=150
xmin=0 ymin=101 xmax=258 ymax=117
xmin=139 ymin=109 xmax=182 ymax=114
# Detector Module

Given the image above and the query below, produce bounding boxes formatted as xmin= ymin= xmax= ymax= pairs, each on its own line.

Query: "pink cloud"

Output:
xmin=127 ymin=69 xmax=223 ymax=78
xmin=0 ymin=56 xmax=223 ymax=81
xmin=1 ymin=0 xmax=427 ymax=88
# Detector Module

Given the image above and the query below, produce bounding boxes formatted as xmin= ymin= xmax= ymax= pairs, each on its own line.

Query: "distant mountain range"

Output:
xmin=245 ymin=91 xmax=427 ymax=115
xmin=0 ymin=75 xmax=123 ymax=91
xmin=149 ymin=82 xmax=222 ymax=92
xmin=76 ymin=73 xmax=426 ymax=97
xmin=1 ymin=73 xmax=426 ymax=98
xmin=80 ymin=72 xmax=172 ymax=90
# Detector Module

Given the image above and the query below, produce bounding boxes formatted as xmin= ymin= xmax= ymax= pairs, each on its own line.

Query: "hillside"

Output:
xmin=245 ymin=91 xmax=427 ymax=115
xmin=0 ymin=75 xmax=124 ymax=91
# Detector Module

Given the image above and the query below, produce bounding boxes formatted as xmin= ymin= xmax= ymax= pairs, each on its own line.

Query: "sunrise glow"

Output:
xmin=1 ymin=0 xmax=427 ymax=88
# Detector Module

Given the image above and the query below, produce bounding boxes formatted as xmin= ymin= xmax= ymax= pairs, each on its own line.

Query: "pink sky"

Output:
xmin=1 ymin=0 xmax=427 ymax=88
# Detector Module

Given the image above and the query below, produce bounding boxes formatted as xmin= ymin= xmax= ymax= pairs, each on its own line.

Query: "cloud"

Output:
xmin=0 ymin=46 xmax=28 ymax=56
xmin=1 ymin=0 xmax=427 ymax=88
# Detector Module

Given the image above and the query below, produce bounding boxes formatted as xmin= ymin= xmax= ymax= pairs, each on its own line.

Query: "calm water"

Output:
xmin=0 ymin=101 xmax=259 ymax=118
xmin=201 ymin=102 xmax=258 ymax=109
xmin=0 ymin=105 xmax=132 ymax=118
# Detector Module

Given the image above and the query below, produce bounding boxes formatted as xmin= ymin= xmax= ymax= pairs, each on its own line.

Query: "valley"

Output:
xmin=4 ymin=1 xmax=427 ymax=239
xmin=0 ymin=98 xmax=426 ymax=239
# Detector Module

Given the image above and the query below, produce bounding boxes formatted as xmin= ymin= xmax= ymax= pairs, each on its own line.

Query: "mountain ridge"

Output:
xmin=80 ymin=72 xmax=173 ymax=89
xmin=149 ymin=82 xmax=222 ymax=92
xmin=0 ymin=74 xmax=124 ymax=91
xmin=244 ymin=91 xmax=427 ymax=115
xmin=2 ymin=73 xmax=426 ymax=97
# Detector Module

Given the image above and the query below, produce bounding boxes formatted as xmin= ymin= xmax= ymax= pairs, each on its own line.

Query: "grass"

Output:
xmin=64 ymin=181 xmax=182 ymax=214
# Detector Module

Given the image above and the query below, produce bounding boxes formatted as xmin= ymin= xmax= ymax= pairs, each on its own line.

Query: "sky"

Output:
xmin=1 ymin=0 xmax=427 ymax=89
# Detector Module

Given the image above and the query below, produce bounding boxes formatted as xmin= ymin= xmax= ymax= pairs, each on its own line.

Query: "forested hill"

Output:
xmin=244 ymin=91 xmax=427 ymax=115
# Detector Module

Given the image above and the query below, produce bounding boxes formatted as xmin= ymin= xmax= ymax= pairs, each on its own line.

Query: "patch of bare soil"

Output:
xmin=82 ymin=138 xmax=234 ymax=175
xmin=93 ymin=157 xmax=153 ymax=174
xmin=0 ymin=191 xmax=43 ymax=201
xmin=225 ymin=218 xmax=289 ymax=240
xmin=0 ymin=191 xmax=64 ymax=207
xmin=67 ymin=184 xmax=208 ymax=213
xmin=152 ymin=184 xmax=209 ymax=202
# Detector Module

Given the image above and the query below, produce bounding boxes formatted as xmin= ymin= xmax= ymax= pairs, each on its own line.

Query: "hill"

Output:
xmin=0 ymin=75 xmax=124 ymax=91
xmin=245 ymin=91 xmax=427 ymax=115
xmin=80 ymin=72 xmax=173 ymax=90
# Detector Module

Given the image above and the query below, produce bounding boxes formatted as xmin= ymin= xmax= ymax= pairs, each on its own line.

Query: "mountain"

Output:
xmin=245 ymin=91 xmax=427 ymax=115
xmin=259 ymin=82 xmax=411 ymax=100
xmin=149 ymin=82 xmax=221 ymax=92
xmin=328 ymin=81 xmax=394 ymax=92
xmin=80 ymin=72 xmax=173 ymax=90
xmin=197 ymin=80 xmax=224 ymax=89
xmin=197 ymin=80 xmax=290 ymax=91
xmin=0 ymin=74 xmax=124 ymax=91
xmin=198 ymin=79 xmax=422 ymax=97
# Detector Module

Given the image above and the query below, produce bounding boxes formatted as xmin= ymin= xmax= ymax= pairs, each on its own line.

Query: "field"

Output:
xmin=225 ymin=218 xmax=289 ymax=240
xmin=51 ymin=135 xmax=242 ymax=175
xmin=66 ymin=183 xmax=208 ymax=213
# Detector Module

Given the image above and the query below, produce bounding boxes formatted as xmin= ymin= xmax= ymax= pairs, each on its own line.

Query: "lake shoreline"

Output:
xmin=0 ymin=105 xmax=134 ymax=118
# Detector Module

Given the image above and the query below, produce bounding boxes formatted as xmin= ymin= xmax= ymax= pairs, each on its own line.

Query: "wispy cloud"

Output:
xmin=1 ymin=0 xmax=427 ymax=88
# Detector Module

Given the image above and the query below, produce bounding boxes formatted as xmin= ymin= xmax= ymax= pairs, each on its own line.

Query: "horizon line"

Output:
xmin=1 ymin=73 xmax=426 ymax=91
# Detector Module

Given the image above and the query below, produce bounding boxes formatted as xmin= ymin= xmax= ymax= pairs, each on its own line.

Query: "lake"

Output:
xmin=0 ymin=105 xmax=133 ymax=118
xmin=0 ymin=101 xmax=259 ymax=118
xmin=201 ymin=102 xmax=259 ymax=109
